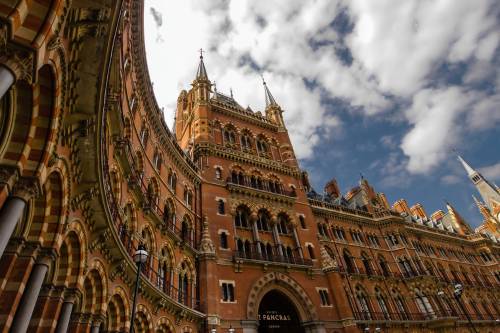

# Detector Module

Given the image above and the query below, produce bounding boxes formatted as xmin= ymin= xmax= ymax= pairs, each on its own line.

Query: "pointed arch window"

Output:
xmin=217 ymin=199 xmax=225 ymax=215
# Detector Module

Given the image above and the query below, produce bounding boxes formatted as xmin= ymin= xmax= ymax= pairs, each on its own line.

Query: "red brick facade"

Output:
xmin=0 ymin=1 xmax=498 ymax=333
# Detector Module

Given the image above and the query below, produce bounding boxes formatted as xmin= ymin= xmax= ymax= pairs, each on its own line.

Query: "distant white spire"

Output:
xmin=457 ymin=155 xmax=476 ymax=176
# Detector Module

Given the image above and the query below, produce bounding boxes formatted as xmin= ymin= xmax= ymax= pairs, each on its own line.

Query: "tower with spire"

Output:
xmin=262 ymin=77 xmax=285 ymax=128
xmin=458 ymin=155 xmax=500 ymax=237
xmin=175 ymin=50 xmax=212 ymax=149
xmin=458 ymin=155 xmax=500 ymax=214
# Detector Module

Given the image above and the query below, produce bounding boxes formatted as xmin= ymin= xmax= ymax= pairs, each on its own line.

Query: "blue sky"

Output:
xmin=144 ymin=0 xmax=500 ymax=228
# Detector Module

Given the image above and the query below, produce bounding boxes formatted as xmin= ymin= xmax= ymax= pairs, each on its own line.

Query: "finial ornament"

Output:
xmin=199 ymin=48 xmax=204 ymax=59
xmin=199 ymin=215 xmax=215 ymax=255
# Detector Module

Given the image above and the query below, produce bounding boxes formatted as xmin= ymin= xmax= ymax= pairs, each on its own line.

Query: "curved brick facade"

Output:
xmin=0 ymin=1 xmax=498 ymax=333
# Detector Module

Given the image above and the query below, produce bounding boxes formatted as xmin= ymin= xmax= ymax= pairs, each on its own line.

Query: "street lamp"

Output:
xmin=130 ymin=244 xmax=148 ymax=333
xmin=452 ymin=284 xmax=478 ymax=333
xmin=228 ymin=326 xmax=235 ymax=333
xmin=375 ymin=328 xmax=381 ymax=333
xmin=210 ymin=328 xmax=217 ymax=333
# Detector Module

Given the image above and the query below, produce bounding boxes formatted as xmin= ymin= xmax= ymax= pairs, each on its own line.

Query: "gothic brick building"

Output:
xmin=0 ymin=1 xmax=498 ymax=333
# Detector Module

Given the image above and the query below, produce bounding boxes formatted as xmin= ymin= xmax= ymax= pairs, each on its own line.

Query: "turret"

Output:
xmin=175 ymin=51 xmax=212 ymax=150
xmin=262 ymin=77 xmax=285 ymax=128
xmin=458 ymin=155 xmax=500 ymax=212
xmin=192 ymin=50 xmax=211 ymax=103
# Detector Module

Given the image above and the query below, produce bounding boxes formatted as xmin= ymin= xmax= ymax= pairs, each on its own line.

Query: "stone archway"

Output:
xmin=258 ymin=290 xmax=305 ymax=333
xmin=246 ymin=272 xmax=318 ymax=333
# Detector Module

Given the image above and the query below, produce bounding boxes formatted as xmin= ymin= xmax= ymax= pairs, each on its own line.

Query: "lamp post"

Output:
xmin=228 ymin=326 xmax=235 ymax=333
xmin=452 ymin=284 xmax=478 ymax=333
xmin=130 ymin=244 xmax=148 ymax=333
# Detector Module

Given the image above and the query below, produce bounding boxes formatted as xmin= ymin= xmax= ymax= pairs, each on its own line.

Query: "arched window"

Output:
xmin=393 ymin=290 xmax=409 ymax=320
xmin=153 ymin=149 xmax=162 ymax=171
xmin=168 ymin=172 xmax=177 ymax=193
xmin=266 ymin=243 xmax=273 ymax=260
xmin=237 ymin=239 xmax=244 ymax=254
xmin=257 ymin=209 xmax=270 ymax=231
xmin=240 ymin=134 xmax=252 ymax=150
xmin=299 ymin=215 xmax=306 ymax=229
xmin=140 ymin=125 xmax=148 ymax=147
xmin=398 ymin=257 xmax=414 ymax=277
xmin=181 ymin=218 xmax=190 ymax=243
xmin=277 ymin=213 xmax=289 ymax=234
xmin=286 ymin=246 xmax=294 ymax=262
xmin=220 ymin=232 xmax=228 ymax=249
xmin=343 ymin=250 xmax=355 ymax=274
xmin=217 ymin=199 xmax=225 ymax=214
xmin=379 ymin=255 xmax=390 ymax=277
xmin=375 ymin=287 xmax=391 ymax=319
xmin=307 ymin=244 xmax=315 ymax=259
xmin=215 ymin=167 xmax=222 ymax=180
xmin=244 ymin=240 xmax=252 ymax=258
xmin=235 ymin=205 xmax=249 ymax=228
xmin=361 ymin=252 xmax=373 ymax=276
xmin=178 ymin=270 xmax=189 ymax=305
xmin=238 ymin=172 xmax=245 ymax=185
xmin=356 ymin=286 xmax=372 ymax=320
xmin=414 ymin=288 xmax=435 ymax=319
xmin=260 ymin=243 xmax=267 ymax=260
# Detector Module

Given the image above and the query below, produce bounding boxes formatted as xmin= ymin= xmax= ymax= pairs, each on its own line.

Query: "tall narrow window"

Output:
xmin=220 ymin=232 xmax=228 ymax=249
xmin=221 ymin=282 xmax=235 ymax=302
xmin=307 ymin=245 xmax=315 ymax=259
xmin=318 ymin=289 xmax=331 ymax=306
xmin=218 ymin=199 xmax=225 ymax=215
xmin=215 ymin=167 xmax=222 ymax=180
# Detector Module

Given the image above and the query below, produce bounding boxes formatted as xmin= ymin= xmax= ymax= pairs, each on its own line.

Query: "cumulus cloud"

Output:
xmin=479 ymin=162 xmax=500 ymax=181
xmin=144 ymin=0 xmax=500 ymax=172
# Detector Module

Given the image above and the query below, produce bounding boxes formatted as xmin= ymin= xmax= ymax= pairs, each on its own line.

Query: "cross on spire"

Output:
xmin=195 ymin=48 xmax=208 ymax=80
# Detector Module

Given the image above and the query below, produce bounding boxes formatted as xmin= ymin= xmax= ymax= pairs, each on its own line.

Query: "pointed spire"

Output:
xmin=262 ymin=75 xmax=278 ymax=108
xmin=196 ymin=48 xmax=208 ymax=80
xmin=457 ymin=155 xmax=476 ymax=177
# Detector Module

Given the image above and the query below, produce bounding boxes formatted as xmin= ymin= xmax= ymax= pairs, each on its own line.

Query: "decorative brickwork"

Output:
xmin=0 ymin=0 xmax=498 ymax=332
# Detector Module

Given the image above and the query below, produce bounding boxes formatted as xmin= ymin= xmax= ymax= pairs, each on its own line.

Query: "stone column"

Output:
xmin=10 ymin=256 xmax=51 ymax=333
xmin=55 ymin=292 xmax=77 ymax=333
xmin=0 ymin=65 xmax=15 ymax=99
xmin=0 ymin=177 xmax=39 ymax=259
xmin=91 ymin=322 xmax=101 ymax=333
xmin=292 ymin=226 xmax=304 ymax=259
xmin=250 ymin=213 xmax=262 ymax=256
xmin=271 ymin=216 xmax=283 ymax=257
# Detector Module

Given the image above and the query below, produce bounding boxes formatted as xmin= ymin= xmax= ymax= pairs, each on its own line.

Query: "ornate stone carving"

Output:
xmin=199 ymin=215 xmax=215 ymax=256
xmin=0 ymin=48 xmax=34 ymax=83
xmin=0 ymin=166 xmax=18 ymax=192
xmin=320 ymin=246 xmax=338 ymax=272
xmin=12 ymin=177 xmax=41 ymax=202
xmin=0 ymin=22 xmax=7 ymax=49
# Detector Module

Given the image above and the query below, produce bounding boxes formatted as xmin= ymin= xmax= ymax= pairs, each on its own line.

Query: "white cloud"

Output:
xmin=144 ymin=0 xmax=500 ymax=170
xmin=479 ymin=162 xmax=500 ymax=181
xmin=401 ymin=87 xmax=476 ymax=173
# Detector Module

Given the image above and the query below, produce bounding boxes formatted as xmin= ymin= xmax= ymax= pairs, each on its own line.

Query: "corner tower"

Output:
xmin=175 ymin=51 xmax=212 ymax=150
xmin=458 ymin=155 xmax=500 ymax=216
